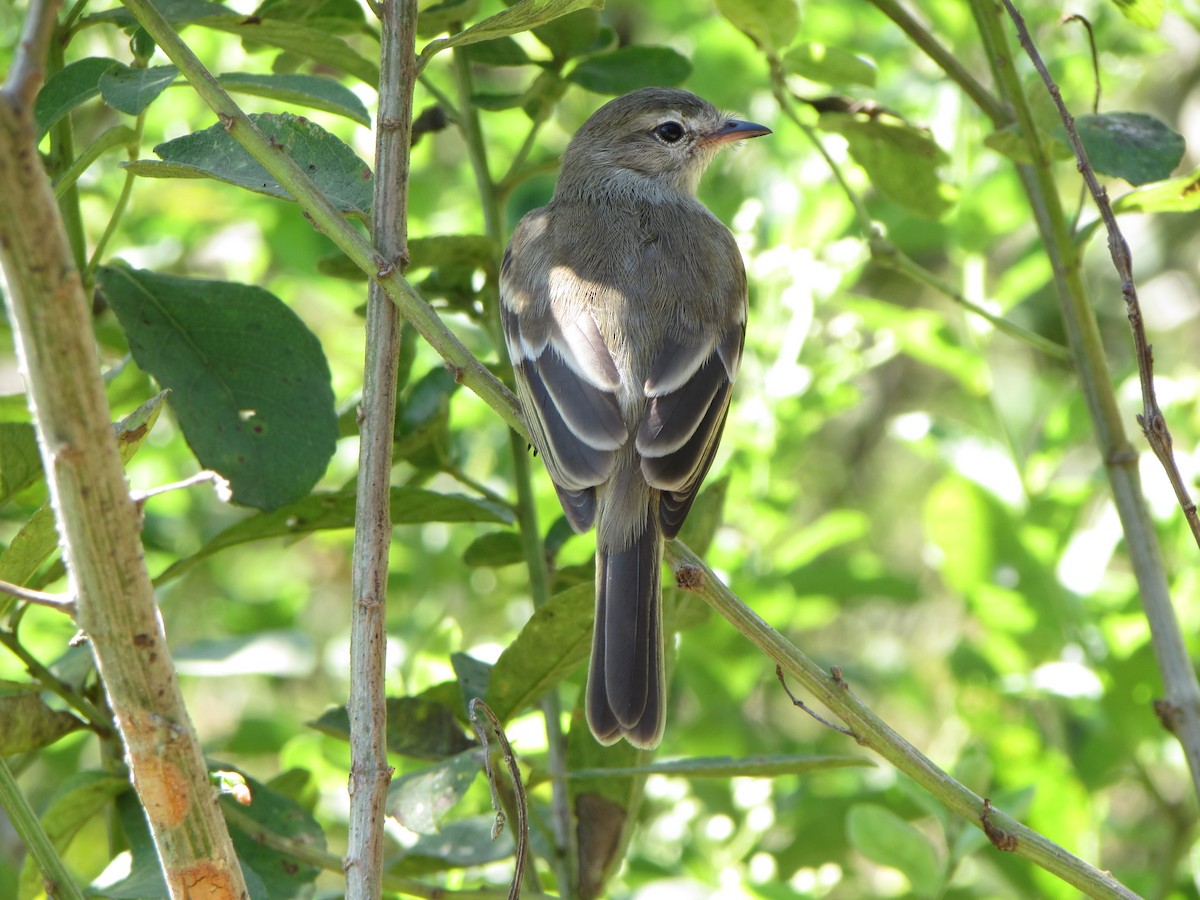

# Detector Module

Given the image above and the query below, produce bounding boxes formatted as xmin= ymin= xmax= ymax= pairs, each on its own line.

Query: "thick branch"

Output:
xmin=0 ymin=2 xmax=247 ymax=895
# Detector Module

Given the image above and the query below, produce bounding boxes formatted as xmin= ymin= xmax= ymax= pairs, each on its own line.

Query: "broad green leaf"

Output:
xmin=1108 ymin=0 xmax=1164 ymax=28
xmin=98 ymin=64 xmax=178 ymax=115
xmin=98 ymin=265 xmax=338 ymax=511
xmin=820 ymin=112 xmax=957 ymax=219
xmin=386 ymin=748 xmax=482 ymax=834
xmin=312 ymin=697 xmax=477 ymax=760
xmin=715 ymin=0 xmax=798 ymax=53
xmin=1113 ymin=168 xmax=1200 ymax=214
xmin=462 ymin=530 xmax=523 ymax=567
xmin=34 ymin=57 xmax=117 ymax=137
xmin=567 ymin=46 xmax=692 ymax=95
xmin=419 ymin=0 xmax=604 ymax=66
xmin=19 ymin=772 xmax=128 ymax=899
xmin=451 ymin=653 xmax=492 ymax=709
xmin=784 ymin=43 xmax=876 ymax=87
xmin=395 ymin=365 xmax=461 ymax=466
xmin=562 ymin=753 xmax=871 ymax=781
xmin=0 ymin=683 xmax=83 ymax=754
xmin=155 ymin=487 xmax=512 ymax=583
xmin=134 ymin=112 xmax=373 ymax=217
xmin=204 ymin=17 xmax=379 ymax=83
xmin=1067 ymin=112 xmax=1185 ymax=186
xmin=389 ymin=817 xmax=515 ymax=874
xmin=533 ymin=9 xmax=603 ymax=61
xmin=470 ymin=91 xmax=527 ymax=110
xmin=253 ymin=0 xmax=366 ymax=29
xmin=0 ymin=422 xmax=43 ymax=506
xmin=223 ymin=771 xmax=324 ymax=897
xmin=418 ymin=0 xmax=481 ymax=38
xmin=218 ymin=72 xmax=371 ymax=125
xmin=846 ymin=804 xmax=944 ymax=898
xmin=81 ymin=0 xmax=235 ymax=28
xmin=462 ymin=35 xmax=534 ymax=66
xmin=486 ymin=583 xmax=593 ymax=721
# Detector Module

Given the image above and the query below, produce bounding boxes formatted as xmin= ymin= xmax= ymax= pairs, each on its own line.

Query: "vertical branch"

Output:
xmin=345 ymin=0 xmax=418 ymax=894
xmin=964 ymin=0 xmax=1200 ymax=801
xmin=0 ymin=2 xmax=248 ymax=896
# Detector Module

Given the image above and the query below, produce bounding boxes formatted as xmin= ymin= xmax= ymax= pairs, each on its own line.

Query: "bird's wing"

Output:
xmin=637 ymin=318 xmax=745 ymax=539
xmin=500 ymin=246 xmax=628 ymax=533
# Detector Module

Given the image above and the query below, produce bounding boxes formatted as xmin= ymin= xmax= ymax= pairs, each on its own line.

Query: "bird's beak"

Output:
xmin=700 ymin=118 xmax=772 ymax=146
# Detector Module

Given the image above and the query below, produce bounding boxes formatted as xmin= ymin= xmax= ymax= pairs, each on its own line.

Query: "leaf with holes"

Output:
xmin=98 ymin=265 xmax=337 ymax=511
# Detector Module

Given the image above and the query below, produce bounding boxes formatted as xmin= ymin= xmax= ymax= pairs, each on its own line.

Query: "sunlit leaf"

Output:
xmin=847 ymin=804 xmax=943 ymax=897
xmin=419 ymin=0 xmax=605 ymax=65
xmin=218 ymin=72 xmax=371 ymax=125
xmin=715 ymin=0 xmax=799 ymax=53
xmin=783 ymin=43 xmax=876 ymax=87
xmin=1108 ymin=0 xmax=1164 ymax=28
xmin=98 ymin=64 xmax=178 ymax=115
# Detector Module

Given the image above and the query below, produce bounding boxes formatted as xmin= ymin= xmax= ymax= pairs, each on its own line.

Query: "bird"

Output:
xmin=500 ymin=87 xmax=769 ymax=748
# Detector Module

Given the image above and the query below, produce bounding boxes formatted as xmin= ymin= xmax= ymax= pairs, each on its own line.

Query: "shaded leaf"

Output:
xmin=386 ymin=748 xmax=482 ymax=834
xmin=1067 ymin=112 xmax=1185 ymax=186
xmin=34 ymin=57 xmax=118 ymax=136
xmin=133 ymin=112 xmax=373 ymax=217
xmin=0 ymin=422 xmax=43 ymax=506
xmin=533 ymin=9 xmax=603 ymax=61
xmin=568 ymin=46 xmax=692 ymax=95
xmin=462 ymin=530 xmax=523 ymax=567
xmin=223 ymin=770 xmax=324 ymax=897
xmin=451 ymin=653 xmax=492 ymax=712
xmin=820 ymin=112 xmax=957 ymax=219
xmin=311 ymin=697 xmax=477 ymax=760
xmin=204 ymin=17 xmax=379 ymax=83
xmin=846 ymin=804 xmax=943 ymax=898
xmin=470 ymin=92 xmax=528 ymax=111
xmin=155 ymin=486 xmax=512 ymax=584
xmin=388 ymin=816 xmax=515 ymax=874
xmin=98 ymin=265 xmax=338 ymax=511
xmin=784 ymin=43 xmax=876 ymax=87
xmin=219 ymin=72 xmax=371 ymax=125
xmin=486 ymin=583 xmax=594 ymax=721
xmin=715 ymin=0 xmax=799 ymax=53
xmin=82 ymin=0 xmax=235 ymax=29
xmin=0 ymin=683 xmax=83 ymax=754
xmin=418 ymin=0 xmax=481 ymax=38
xmin=98 ymin=64 xmax=178 ymax=115
xmin=409 ymin=234 xmax=498 ymax=271
xmin=395 ymin=365 xmax=461 ymax=466
xmin=462 ymin=36 xmax=534 ymax=66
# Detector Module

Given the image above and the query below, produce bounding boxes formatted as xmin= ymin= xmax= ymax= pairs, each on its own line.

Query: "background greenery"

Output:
xmin=2 ymin=0 xmax=1200 ymax=896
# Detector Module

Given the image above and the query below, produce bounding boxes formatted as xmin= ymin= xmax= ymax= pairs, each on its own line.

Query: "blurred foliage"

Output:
xmin=2 ymin=0 xmax=1200 ymax=897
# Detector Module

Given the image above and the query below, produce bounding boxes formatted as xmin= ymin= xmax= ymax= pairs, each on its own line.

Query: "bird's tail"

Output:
xmin=586 ymin=519 xmax=665 ymax=749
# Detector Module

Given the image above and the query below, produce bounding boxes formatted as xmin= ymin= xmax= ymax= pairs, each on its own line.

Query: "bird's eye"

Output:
xmin=654 ymin=121 xmax=686 ymax=143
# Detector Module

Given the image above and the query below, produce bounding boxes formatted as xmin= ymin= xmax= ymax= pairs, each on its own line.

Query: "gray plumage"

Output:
xmin=500 ymin=87 xmax=769 ymax=748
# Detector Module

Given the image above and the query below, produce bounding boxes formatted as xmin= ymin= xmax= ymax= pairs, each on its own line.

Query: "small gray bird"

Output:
xmin=500 ymin=87 xmax=769 ymax=748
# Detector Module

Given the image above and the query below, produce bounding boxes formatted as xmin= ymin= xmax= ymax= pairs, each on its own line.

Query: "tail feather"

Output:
xmin=586 ymin=523 xmax=665 ymax=749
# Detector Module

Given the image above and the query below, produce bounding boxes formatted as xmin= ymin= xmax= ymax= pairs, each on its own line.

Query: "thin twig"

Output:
xmin=998 ymin=0 xmax=1200 ymax=549
xmin=470 ymin=699 xmax=529 ymax=900
xmin=775 ymin=665 xmax=857 ymax=739
xmin=0 ymin=581 xmax=75 ymax=615
xmin=130 ymin=470 xmax=230 ymax=505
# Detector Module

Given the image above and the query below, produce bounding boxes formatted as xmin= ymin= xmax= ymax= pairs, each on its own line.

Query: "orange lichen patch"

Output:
xmin=130 ymin=752 xmax=190 ymax=827
xmin=177 ymin=861 xmax=246 ymax=899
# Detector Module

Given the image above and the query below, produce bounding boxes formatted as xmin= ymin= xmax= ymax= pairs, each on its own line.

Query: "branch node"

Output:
xmin=218 ymin=112 xmax=234 ymax=132
xmin=981 ymin=798 xmax=1018 ymax=852
xmin=1154 ymin=698 xmax=1183 ymax=735
xmin=674 ymin=563 xmax=705 ymax=592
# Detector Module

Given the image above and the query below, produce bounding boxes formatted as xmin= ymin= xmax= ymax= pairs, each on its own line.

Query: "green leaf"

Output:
xmin=462 ymin=530 xmax=523 ymax=567
xmin=563 ymin=753 xmax=872 ymax=781
xmin=1067 ymin=112 xmax=1185 ymax=186
xmin=133 ymin=112 xmax=373 ymax=217
xmin=419 ymin=0 xmax=605 ymax=65
xmin=155 ymin=487 xmax=513 ymax=583
xmin=462 ymin=35 xmax=534 ymax=66
xmin=1108 ymin=0 xmax=1164 ymax=28
xmin=82 ymin=0 xmax=235 ymax=29
xmin=311 ymin=697 xmax=477 ymax=760
xmin=34 ymin=57 xmax=118 ymax=137
xmin=783 ymin=43 xmax=876 ymax=87
xmin=19 ymin=772 xmax=128 ymax=899
xmin=1112 ymin=167 xmax=1200 ymax=215
xmin=470 ymin=92 xmax=528 ymax=111
xmin=203 ymin=17 xmax=379 ymax=83
xmin=715 ymin=0 xmax=799 ymax=53
xmin=0 ymin=683 xmax=83 ymax=754
xmin=846 ymin=804 xmax=944 ymax=898
xmin=486 ymin=583 xmax=593 ymax=721
xmin=98 ymin=265 xmax=338 ymax=511
xmin=223 ymin=771 xmax=324 ymax=897
xmin=389 ymin=817 xmax=515 ymax=874
xmin=418 ymin=0 xmax=481 ymax=38
xmin=408 ymin=234 xmax=498 ymax=271
xmin=218 ymin=72 xmax=371 ymax=126
xmin=532 ymin=9 xmax=602 ymax=61
xmin=983 ymin=122 xmax=1071 ymax=165
xmin=567 ymin=46 xmax=692 ymax=95
xmin=98 ymin=64 xmax=178 ymax=115
xmin=395 ymin=365 xmax=461 ymax=466
xmin=386 ymin=748 xmax=482 ymax=834
xmin=253 ymin=0 xmax=366 ymax=29
xmin=0 ymin=423 xmax=43 ymax=506
xmin=820 ymin=112 xmax=957 ymax=219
